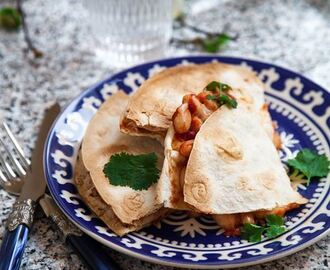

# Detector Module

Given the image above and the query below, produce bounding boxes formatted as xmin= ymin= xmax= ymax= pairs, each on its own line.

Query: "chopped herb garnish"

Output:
xmin=266 ymin=214 xmax=284 ymax=226
xmin=265 ymin=214 xmax=286 ymax=239
xmin=240 ymin=223 xmax=264 ymax=242
xmin=205 ymin=81 xmax=237 ymax=109
xmin=287 ymin=149 xmax=330 ymax=185
xmin=206 ymin=95 xmax=218 ymax=101
xmin=207 ymin=94 xmax=237 ymax=109
xmin=103 ymin=152 xmax=160 ymax=191
xmin=205 ymin=81 xmax=231 ymax=92
xmin=240 ymin=214 xmax=285 ymax=243
xmin=265 ymin=224 xmax=286 ymax=239
xmin=0 ymin=7 xmax=21 ymax=30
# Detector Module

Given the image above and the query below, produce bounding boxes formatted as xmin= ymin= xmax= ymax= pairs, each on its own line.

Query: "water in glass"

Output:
xmin=84 ymin=0 xmax=173 ymax=68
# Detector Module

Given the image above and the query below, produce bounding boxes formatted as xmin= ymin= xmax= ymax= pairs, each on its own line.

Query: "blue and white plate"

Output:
xmin=44 ymin=56 xmax=330 ymax=269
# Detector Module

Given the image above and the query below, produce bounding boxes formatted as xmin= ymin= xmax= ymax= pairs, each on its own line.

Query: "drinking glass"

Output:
xmin=83 ymin=0 xmax=173 ymax=68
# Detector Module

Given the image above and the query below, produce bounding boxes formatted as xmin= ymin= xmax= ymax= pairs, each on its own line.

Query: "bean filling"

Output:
xmin=172 ymin=80 xmax=239 ymax=158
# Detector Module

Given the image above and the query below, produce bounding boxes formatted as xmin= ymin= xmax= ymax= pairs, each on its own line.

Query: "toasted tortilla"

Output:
xmin=157 ymin=64 xmax=275 ymax=210
xmin=157 ymin=125 xmax=195 ymax=210
xmin=120 ymin=62 xmax=267 ymax=141
xmin=184 ymin=104 xmax=307 ymax=214
xmin=74 ymin=151 xmax=168 ymax=236
xmin=81 ymin=91 xmax=164 ymax=224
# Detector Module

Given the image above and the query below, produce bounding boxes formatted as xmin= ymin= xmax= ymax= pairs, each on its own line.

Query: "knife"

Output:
xmin=0 ymin=103 xmax=60 ymax=270
xmin=0 ymin=103 xmax=121 ymax=270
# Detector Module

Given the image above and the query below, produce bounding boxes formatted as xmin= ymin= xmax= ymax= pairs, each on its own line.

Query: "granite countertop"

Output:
xmin=0 ymin=0 xmax=329 ymax=269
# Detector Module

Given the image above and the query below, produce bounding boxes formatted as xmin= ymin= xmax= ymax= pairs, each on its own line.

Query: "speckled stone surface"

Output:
xmin=0 ymin=0 xmax=329 ymax=269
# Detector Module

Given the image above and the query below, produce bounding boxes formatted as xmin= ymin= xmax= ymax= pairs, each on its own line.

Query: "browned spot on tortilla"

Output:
xmin=179 ymin=166 xmax=186 ymax=189
xmin=235 ymin=88 xmax=253 ymax=104
xmin=96 ymin=127 xmax=108 ymax=138
xmin=273 ymin=131 xmax=282 ymax=150
xmin=215 ymin=133 xmax=243 ymax=161
xmin=124 ymin=193 xmax=145 ymax=211
xmin=169 ymin=160 xmax=182 ymax=205
xmin=168 ymin=151 xmax=187 ymax=206
xmin=236 ymin=177 xmax=254 ymax=191
xmin=257 ymin=172 xmax=276 ymax=190
xmin=191 ymin=182 xmax=208 ymax=203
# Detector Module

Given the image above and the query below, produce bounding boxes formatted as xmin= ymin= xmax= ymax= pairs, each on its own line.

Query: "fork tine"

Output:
xmin=0 ymin=138 xmax=27 ymax=177
xmin=0 ymin=167 xmax=8 ymax=183
xmin=0 ymin=154 xmax=16 ymax=180
xmin=3 ymin=122 xmax=30 ymax=169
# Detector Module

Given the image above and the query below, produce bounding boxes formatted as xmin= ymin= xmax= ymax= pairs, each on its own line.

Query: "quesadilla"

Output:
xmin=158 ymin=75 xmax=278 ymax=210
xmin=74 ymin=151 xmax=167 ymax=236
xmin=81 ymin=91 xmax=165 ymax=225
xmin=184 ymin=104 xmax=306 ymax=234
xmin=120 ymin=62 xmax=270 ymax=141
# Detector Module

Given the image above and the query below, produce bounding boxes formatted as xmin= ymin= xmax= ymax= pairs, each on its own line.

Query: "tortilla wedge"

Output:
xmin=184 ymin=104 xmax=307 ymax=214
xmin=81 ymin=91 xmax=165 ymax=225
xmin=120 ymin=62 xmax=269 ymax=141
xmin=74 ymin=151 xmax=168 ymax=236
xmin=157 ymin=64 xmax=276 ymax=210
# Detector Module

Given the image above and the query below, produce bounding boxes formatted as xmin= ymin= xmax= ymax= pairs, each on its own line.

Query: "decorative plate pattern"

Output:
xmin=44 ymin=56 xmax=330 ymax=269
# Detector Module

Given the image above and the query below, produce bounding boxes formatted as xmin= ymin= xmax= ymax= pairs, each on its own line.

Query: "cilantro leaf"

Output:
xmin=103 ymin=152 xmax=160 ymax=191
xmin=205 ymin=81 xmax=237 ymax=109
xmin=240 ymin=223 xmax=265 ymax=242
xmin=265 ymin=225 xmax=286 ymax=239
xmin=202 ymin=33 xmax=231 ymax=53
xmin=206 ymin=95 xmax=218 ymax=100
xmin=218 ymin=95 xmax=238 ymax=108
xmin=207 ymin=94 xmax=237 ymax=109
xmin=241 ymin=215 xmax=286 ymax=243
xmin=205 ymin=81 xmax=231 ymax=92
xmin=265 ymin=215 xmax=286 ymax=239
xmin=266 ymin=214 xmax=284 ymax=226
xmin=287 ymin=149 xmax=330 ymax=185
xmin=0 ymin=7 xmax=21 ymax=30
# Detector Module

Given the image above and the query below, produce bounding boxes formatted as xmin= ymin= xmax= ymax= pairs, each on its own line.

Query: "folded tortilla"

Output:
xmin=120 ymin=62 xmax=268 ymax=141
xmin=157 ymin=64 xmax=276 ymax=210
xmin=159 ymin=112 xmax=275 ymax=210
xmin=184 ymin=104 xmax=307 ymax=214
xmin=74 ymin=151 xmax=168 ymax=236
xmin=157 ymin=125 xmax=192 ymax=210
xmin=81 ymin=91 xmax=165 ymax=224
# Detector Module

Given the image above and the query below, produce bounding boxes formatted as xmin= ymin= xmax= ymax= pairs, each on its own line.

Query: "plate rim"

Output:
xmin=59 ymin=214 xmax=330 ymax=269
xmin=44 ymin=55 xmax=330 ymax=269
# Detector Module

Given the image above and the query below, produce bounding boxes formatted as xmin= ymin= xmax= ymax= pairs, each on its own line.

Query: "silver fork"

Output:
xmin=0 ymin=122 xmax=31 ymax=195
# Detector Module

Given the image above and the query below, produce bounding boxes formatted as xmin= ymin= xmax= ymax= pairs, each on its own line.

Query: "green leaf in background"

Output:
xmin=103 ymin=152 xmax=160 ymax=191
xmin=202 ymin=33 xmax=231 ymax=53
xmin=0 ymin=7 xmax=22 ymax=30
xmin=287 ymin=149 xmax=330 ymax=185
